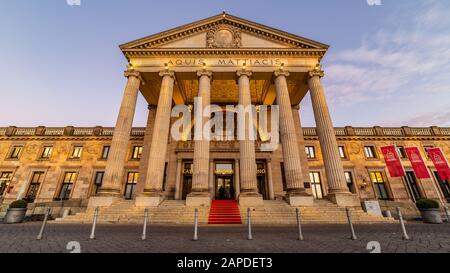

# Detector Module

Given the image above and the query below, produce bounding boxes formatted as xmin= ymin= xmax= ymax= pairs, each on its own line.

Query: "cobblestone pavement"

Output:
xmin=0 ymin=221 xmax=449 ymax=253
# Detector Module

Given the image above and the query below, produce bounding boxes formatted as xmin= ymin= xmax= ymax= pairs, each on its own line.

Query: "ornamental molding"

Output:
xmin=206 ymin=24 xmax=241 ymax=48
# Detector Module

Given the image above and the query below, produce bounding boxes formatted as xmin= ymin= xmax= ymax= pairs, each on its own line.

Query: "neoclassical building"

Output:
xmin=1 ymin=13 xmax=449 ymax=222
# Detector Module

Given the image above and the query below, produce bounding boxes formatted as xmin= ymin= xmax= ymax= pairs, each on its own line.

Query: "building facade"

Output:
xmin=1 ymin=13 xmax=449 ymax=218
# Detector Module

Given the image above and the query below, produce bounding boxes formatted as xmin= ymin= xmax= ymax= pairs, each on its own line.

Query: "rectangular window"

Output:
xmin=124 ymin=172 xmax=139 ymax=200
xmin=25 ymin=172 xmax=45 ymax=203
xmin=370 ymin=171 xmax=389 ymax=200
xmin=131 ymin=146 xmax=143 ymax=160
xmin=344 ymin=171 xmax=355 ymax=193
xmin=338 ymin=146 xmax=346 ymax=159
xmin=423 ymin=145 xmax=434 ymax=159
xmin=309 ymin=172 xmax=323 ymax=199
xmin=305 ymin=146 xmax=316 ymax=159
xmin=396 ymin=146 xmax=406 ymax=159
xmin=101 ymin=146 xmax=110 ymax=160
xmin=41 ymin=146 xmax=53 ymax=159
xmin=70 ymin=146 xmax=83 ymax=159
xmin=0 ymin=172 xmax=13 ymax=196
xmin=57 ymin=172 xmax=77 ymax=200
xmin=364 ymin=146 xmax=376 ymax=159
xmin=9 ymin=146 xmax=23 ymax=159
xmin=93 ymin=171 xmax=104 ymax=194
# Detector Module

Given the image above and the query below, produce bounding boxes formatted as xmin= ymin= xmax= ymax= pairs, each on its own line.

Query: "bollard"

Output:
xmin=247 ymin=208 xmax=253 ymax=240
xmin=346 ymin=208 xmax=357 ymax=240
xmin=142 ymin=208 xmax=148 ymax=241
xmin=397 ymin=207 xmax=410 ymax=240
xmin=89 ymin=207 xmax=99 ymax=240
xmin=36 ymin=208 xmax=51 ymax=240
xmin=296 ymin=208 xmax=304 ymax=241
xmin=193 ymin=208 xmax=199 ymax=241
xmin=445 ymin=207 xmax=450 ymax=224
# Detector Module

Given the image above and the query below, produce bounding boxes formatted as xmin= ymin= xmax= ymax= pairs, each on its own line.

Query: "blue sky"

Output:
xmin=0 ymin=0 xmax=449 ymax=127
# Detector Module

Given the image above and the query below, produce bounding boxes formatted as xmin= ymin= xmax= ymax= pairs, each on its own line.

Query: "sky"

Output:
xmin=0 ymin=0 xmax=449 ymax=128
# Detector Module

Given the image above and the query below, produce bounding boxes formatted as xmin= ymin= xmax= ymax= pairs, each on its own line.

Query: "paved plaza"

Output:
xmin=0 ymin=221 xmax=449 ymax=253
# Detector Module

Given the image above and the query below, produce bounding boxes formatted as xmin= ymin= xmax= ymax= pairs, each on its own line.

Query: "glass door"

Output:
xmin=124 ymin=172 xmax=138 ymax=200
xmin=309 ymin=172 xmax=323 ymax=199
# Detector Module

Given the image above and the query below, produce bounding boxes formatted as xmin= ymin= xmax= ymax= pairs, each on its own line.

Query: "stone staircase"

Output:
xmin=240 ymin=199 xmax=395 ymax=225
xmin=55 ymin=199 xmax=394 ymax=225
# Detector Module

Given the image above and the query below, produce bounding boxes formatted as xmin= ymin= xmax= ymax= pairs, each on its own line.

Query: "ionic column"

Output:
xmin=97 ymin=70 xmax=143 ymax=199
xmin=308 ymin=66 xmax=357 ymax=206
xmin=187 ymin=71 xmax=212 ymax=206
xmin=136 ymin=71 xmax=175 ymax=207
xmin=236 ymin=70 xmax=263 ymax=206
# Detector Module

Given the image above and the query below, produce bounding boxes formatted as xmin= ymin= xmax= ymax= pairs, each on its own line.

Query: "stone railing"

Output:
xmin=1 ymin=126 xmax=449 ymax=138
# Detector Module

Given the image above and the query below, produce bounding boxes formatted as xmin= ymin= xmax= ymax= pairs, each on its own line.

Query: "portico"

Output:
xmin=89 ymin=13 xmax=358 ymax=209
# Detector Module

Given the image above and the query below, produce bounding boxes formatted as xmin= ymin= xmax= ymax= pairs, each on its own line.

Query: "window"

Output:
xmin=433 ymin=171 xmax=450 ymax=203
xmin=41 ymin=146 xmax=53 ymax=159
xmin=131 ymin=146 xmax=143 ymax=160
xmin=423 ymin=145 xmax=434 ymax=159
xmin=305 ymin=146 xmax=316 ymax=159
xmin=370 ymin=171 xmax=389 ymax=200
xmin=24 ymin=172 xmax=45 ymax=203
xmin=101 ymin=146 xmax=110 ymax=160
xmin=364 ymin=146 xmax=376 ymax=159
xmin=0 ymin=172 xmax=13 ymax=196
xmin=70 ymin=146 xmax=83 ymax=159
xmin=338 ymin=146 xmax=346 ymax=159
xmin=309 ymin=172 xmax=323 ymax=199
xmin=405 ymin=171 xmax=423 ymax=201
xmin=57 ymin=172 xmax=77 ymax=200
xmin=345 ymin=171 xmax=355 ymax=193
xmin=124 ymin=172 xmax=139 ymax=200
xmin=92 ymin=171 xmax=104 ymax=194
xmin=8 ymin=146 xmax=23 ymax=159
xmin=396 ymin=146 xmax=406 ymax=159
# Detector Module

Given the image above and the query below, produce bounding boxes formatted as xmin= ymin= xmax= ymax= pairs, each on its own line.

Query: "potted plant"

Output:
xmin=3 ymin=199 xmax=28 ymax=224
xmin=416 ymin=199 xmax=443 ymax=224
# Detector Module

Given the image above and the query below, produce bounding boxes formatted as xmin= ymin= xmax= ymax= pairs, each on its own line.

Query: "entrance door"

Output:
xmin=257 ymin=162 xmax=268 ymax=200
xmin=124 ymin=172 xmax=138 ymax=200
xmin=405 ymin=171 xmax=423 ymax=201
xmin=309 ymin=172 xmax=323 ymax=199
xmin=181 ymin=162 xmax=193 ymax=200
xmin=215 ymin=175 xmax=234 ymax=200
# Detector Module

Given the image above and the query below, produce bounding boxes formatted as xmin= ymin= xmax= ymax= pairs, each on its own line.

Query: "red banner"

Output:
xmin=405 ymin=147 xmax=431 ymax=179
xmin=381 ymin=145 xmax=405 ymax=177
xmin=428 ymin=147 xmax=450 ymax=181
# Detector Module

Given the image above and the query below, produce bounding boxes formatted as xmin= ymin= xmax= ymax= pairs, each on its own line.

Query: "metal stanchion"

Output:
xmin=397 ymin=207 xmax=410 ymax=240
xmin=142 ymin=208 xmax=148 ymax=241
xmin=89 ymin=207 xmax=99 ymax=240
xmin=445 ymin=207 xmax=450 ymax=223
xmin=193 ymin=208 xmax=199 ymax=241
xmin=346 ymin=208 xmax=357 ymax=240
xmin=296 ymin=208 xmax=304 ymax=241
xmin=36 ymin=208 xmax=51 ymax=240
xmin=247 ymin=208 xmax=253 ymax=240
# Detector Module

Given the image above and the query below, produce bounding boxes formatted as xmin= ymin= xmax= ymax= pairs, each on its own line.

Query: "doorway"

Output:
xmin=215 ymin=175 xmax=234 ymax=200
xmin=256 ymin=161 xmax=268 ymax=200
xmin=181 ymin=161 xmax=193 ymax=200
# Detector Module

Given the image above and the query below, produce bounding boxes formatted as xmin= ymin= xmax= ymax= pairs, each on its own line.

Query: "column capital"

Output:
xmin=197 ymin=70 xmax=213 ymax=78
xmin=159 ymin=70 xmax=175 ymax=78
xmin=308 ymin=65 xmax=325 ymax=79
xmin=124 ymin=69 xmax=145 ymax=84
xmin=274 ymin=70 xmax=290 ymax=78
xmin=236 ymin=70 xmax=252 ymax=78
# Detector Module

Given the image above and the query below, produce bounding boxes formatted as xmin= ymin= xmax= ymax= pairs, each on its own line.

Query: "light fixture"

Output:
xmin=164 ymin=63 xmax=169 ymax=71
xmin=128 ymin=62 xmax=134 ymax=70
xmin=202 ymin=62 xmax=207 ymax=71
xmin=315 ymin=63 xmax=321 ymax=71
xmin=242 ymin=62 xmax=247 ymax=70
xmin=280 ymin=63 xmax=284 ymax=70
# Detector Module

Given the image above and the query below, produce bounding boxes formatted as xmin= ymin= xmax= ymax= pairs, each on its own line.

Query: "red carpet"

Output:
xmin=208 ymin=200 xmax=242 ymax=225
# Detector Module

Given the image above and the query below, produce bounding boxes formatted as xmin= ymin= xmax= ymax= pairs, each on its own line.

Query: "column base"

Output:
xmin=186 ymin=193 xmax=211 ymax=207
xmin=87 ymin=196 xmax=122 ymax=208
xmin=287 ymin=195 xmax=314 ymax=207
xmin=327 ymin=192 xmax=361 ymax=207
xmin=239 ymin=193 xmax=264 ymax=207
xmin=135 ymin=194 xmax=165 ymax=207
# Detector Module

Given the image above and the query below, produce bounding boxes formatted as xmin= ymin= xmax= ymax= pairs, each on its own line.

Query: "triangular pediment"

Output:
xmin=120 ymin=13 xmax=329 ymax=51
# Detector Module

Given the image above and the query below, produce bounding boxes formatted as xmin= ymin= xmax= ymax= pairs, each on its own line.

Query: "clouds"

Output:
xmin=322 ymin=0 xmax=450 ymax=111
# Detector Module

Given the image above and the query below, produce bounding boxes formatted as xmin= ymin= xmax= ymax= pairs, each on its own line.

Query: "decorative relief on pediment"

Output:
xmin=206 ymin=25 xmax=241 ymax=48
